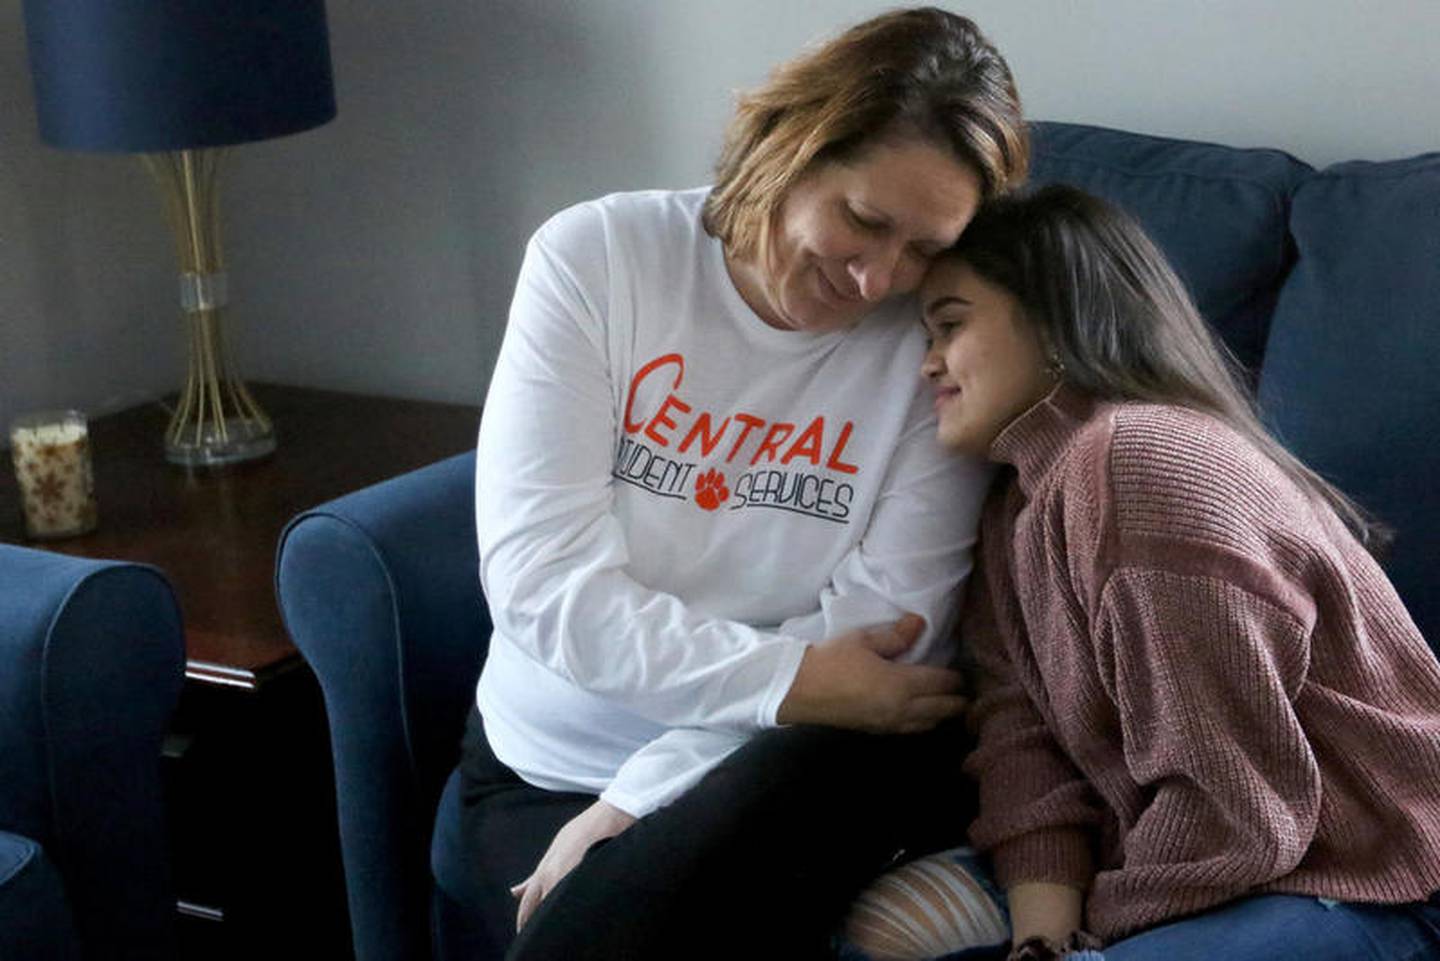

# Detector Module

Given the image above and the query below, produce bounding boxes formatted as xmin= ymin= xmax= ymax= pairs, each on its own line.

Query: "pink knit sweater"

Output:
xmin=961 ymin=386 xmax=1440 ymax=940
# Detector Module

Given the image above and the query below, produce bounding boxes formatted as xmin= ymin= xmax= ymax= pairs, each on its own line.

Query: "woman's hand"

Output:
xmin=511 ymin=799 xmax=637 ymax=932
xmin=776 ymin=613 xmax=967 ymax=733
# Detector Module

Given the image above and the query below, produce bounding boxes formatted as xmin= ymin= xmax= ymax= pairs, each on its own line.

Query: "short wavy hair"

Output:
xmin=702 ymin=7 xmax=1028 ymax=261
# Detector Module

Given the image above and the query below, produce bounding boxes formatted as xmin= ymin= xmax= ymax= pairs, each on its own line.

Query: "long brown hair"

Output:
xmin=948 ymin=184 xmax=1387 ymax=551
xmin=702 ymin=7 xmax=1028 ymax=263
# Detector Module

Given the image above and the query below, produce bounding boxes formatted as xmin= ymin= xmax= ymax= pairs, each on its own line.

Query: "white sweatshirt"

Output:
xmin=475 ymin=188 xmax=991 ymax=817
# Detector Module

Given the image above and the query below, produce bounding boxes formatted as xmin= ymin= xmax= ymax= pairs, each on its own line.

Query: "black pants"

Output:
xmin=459 ymin=707 xmax=975 ymax=961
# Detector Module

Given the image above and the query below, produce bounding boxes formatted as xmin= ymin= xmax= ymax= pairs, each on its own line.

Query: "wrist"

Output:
xmin=1007 ymin=881 xmax=1084 ymax=945
xmin=590 ymin=798 xmax=638 ymax=832
xmin=776 ymin=646 xmax=819 ymax=725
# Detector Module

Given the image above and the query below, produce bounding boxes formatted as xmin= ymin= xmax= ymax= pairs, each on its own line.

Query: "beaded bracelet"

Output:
xmin=1007 ymin=929 xmax=1104 ymax=961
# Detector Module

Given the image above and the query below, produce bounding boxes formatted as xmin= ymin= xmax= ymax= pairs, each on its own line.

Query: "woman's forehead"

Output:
xmin=834 ymin=140 xmax=981 ymax=238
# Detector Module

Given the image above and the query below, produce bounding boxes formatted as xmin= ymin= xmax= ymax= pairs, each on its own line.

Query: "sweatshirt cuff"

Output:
xmin=758 ymin=639 xmax=810 ymax=728
xmin=599 ymin=786 xmax=652 ymax=820
xmin=991 ymin=828 xmax=1094 ymax=891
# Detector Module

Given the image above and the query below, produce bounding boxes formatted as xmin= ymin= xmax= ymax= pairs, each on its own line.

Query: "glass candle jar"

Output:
xmin=9 ymin=410 xmax=99 ymax=540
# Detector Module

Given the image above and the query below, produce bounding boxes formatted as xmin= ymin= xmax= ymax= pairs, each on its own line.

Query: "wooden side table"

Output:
xmin=1 ymin=384 xmax=481 ymax=960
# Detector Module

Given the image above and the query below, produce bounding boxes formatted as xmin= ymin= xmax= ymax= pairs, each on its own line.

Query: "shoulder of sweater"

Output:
xmin=1089 ymin=404 xmax=1333 ymax=604
xmin=1102 ymin=403 xmax=1308 ymax=525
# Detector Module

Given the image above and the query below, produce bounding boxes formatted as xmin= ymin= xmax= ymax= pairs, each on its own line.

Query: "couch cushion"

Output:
xmin=1258 ymin=152 xmax=1440 ymax=650
xmin=1029 ymin=122 xmax=1314 ymax=373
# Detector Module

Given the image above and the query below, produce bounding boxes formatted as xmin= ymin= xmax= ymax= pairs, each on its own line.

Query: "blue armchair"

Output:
xmin=276 ymin=452 xmax=491 ymax=961
xmin=0 ymin=545 xmax=185 ymax=960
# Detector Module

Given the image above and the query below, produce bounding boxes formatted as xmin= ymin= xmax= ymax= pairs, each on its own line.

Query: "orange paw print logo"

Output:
xmin=693 ymin=468 xmax=730 ymax=511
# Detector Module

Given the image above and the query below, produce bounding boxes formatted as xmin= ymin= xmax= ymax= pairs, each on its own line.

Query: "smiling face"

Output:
xmin=920 ymin=258 xmax=1057 ymax=457
xmin=726 ymin=137 xmax=984 ymax=334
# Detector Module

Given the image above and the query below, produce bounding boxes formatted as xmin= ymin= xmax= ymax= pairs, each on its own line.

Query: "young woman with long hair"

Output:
xmin=846 ymin=184 xmax=1440 ymax=961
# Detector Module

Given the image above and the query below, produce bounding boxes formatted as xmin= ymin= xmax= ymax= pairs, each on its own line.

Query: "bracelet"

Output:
xmin=1007 ymin=930 xmax=1104 ymax=961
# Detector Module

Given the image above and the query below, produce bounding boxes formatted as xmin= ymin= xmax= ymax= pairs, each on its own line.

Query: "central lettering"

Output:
xmin=621 ymin=353 xmax=860 ymax=475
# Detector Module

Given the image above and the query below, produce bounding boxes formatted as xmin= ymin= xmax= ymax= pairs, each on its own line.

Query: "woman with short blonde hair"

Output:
xmin=463 ymin=8 xmax=1029 ymax=960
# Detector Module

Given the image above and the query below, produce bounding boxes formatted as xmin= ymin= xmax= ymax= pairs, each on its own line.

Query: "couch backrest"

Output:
xmin=1028 ymin=121 xmax=1314 ymax=374
xmin=1258 ymin=153 xmax=1440 ymax=649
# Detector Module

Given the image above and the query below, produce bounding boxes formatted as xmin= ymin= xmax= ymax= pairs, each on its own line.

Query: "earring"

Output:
xmin=1046 ymin=351 xmax=1065 ymax=379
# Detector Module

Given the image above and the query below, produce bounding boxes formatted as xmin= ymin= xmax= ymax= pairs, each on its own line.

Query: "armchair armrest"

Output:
xmin=0 ymin=829 xmax=80 ymax=960
xmin=276 ymin=450 xmax=490 ymax=961
xmin=0 ymin=545 xmax=184 ymax=960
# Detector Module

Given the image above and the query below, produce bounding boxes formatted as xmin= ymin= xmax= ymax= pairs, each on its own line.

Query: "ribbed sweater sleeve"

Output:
xmin=963 ymin=552 xmax=1100 ymax=891
xmin=1089 ymin=561 xmax=1323 ymax=933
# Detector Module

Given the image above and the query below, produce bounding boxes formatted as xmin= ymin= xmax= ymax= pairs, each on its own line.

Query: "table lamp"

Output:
xmin=22 ymin=0 xmax=337 ymax=467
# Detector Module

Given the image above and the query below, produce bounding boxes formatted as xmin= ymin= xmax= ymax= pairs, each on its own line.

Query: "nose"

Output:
xmin=920 ymin=340 xmax=944 ymax=379
xmin=847 ymin=242 xmax=903 ymax=302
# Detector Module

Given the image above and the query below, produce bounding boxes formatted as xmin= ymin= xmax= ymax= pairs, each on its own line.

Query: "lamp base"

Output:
xmin=165 ymin=414 xmax=276 ymax=467
xmin=145 ymin=150 xmax=278 ymax=470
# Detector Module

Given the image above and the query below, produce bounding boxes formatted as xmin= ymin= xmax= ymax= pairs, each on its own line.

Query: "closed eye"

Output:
xmin=844 ymin=204 xmax=886 ymax=232
xmin=922 ymin=318 xmax=961 ymax=348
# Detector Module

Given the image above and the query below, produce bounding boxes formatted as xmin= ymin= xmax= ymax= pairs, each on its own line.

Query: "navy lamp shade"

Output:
xmin=21 ymin=0 xmax=337 ymax=467
xmin=24 ymin=0 xmax=336 ymax=152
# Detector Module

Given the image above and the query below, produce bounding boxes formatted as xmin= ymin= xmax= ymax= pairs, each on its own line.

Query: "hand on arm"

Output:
xmin=777 ymin=613 xmax=968 ymax=733
xmin=600 ymin=614 xmax=969 ymax=825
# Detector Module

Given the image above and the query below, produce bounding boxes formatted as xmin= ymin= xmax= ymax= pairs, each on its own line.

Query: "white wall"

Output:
xmin=0 ymin=6 xmax=177 ymax=429
xmin=3 ymin=1 xmax=1438 ymax=438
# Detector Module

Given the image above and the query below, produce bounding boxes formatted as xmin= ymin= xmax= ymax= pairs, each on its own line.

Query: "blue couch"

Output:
xmin=275 ymin=121 xmax=1440 ymax=961
xmin=0 ymin=545 xmax=186 ymax=960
